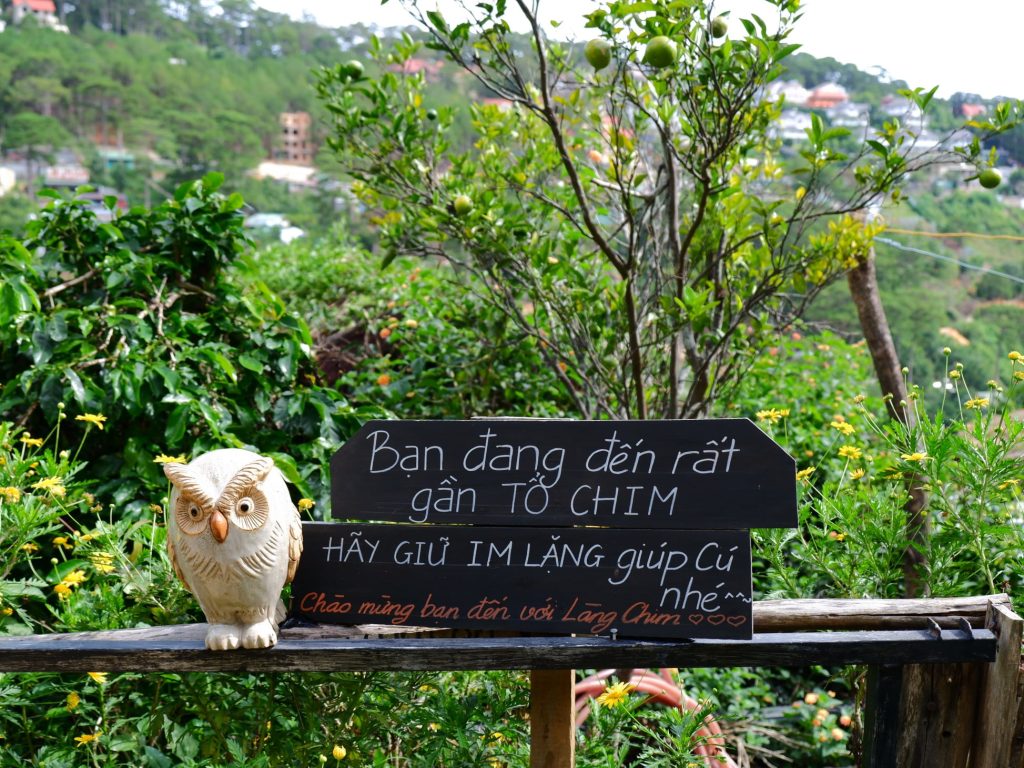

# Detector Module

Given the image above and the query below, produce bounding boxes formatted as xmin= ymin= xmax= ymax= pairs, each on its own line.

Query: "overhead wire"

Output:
xmin=884 ymin=227 xmax=1024 ymax=242
xmin=874 ymin=236 xmax=1024 ymax=286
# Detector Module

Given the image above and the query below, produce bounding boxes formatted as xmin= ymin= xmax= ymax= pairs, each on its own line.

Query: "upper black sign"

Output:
xmin=331 ymin=419 xmax=796 ymax=529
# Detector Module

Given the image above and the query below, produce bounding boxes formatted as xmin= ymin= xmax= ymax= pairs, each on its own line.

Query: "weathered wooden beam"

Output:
xmin=752 ymin=594 xmax=1010 ymax=631
xmin=0 ymin=624 xmax=996 ymax=673
xmin=530 ymin=670 xmax=574 ymax=768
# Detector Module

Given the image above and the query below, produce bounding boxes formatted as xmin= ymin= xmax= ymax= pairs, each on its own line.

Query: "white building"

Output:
xmin=767 ymin=80 xmax=810 ymax=108
xmin=774 ymin=109 xmax=814 ymax=142
xmin=10 ymin=0 xmax=69 ymax=32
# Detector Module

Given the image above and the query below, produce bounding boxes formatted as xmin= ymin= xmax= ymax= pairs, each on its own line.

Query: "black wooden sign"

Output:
xmin=330 ymin=419 xmax=795 ymax=529
xmin=292 ymin=523 xmax=753 ymax=640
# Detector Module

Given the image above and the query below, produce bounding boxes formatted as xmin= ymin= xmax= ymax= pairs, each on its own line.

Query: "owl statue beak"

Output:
xmin=210 ymin=509 xmax=229 ymax=543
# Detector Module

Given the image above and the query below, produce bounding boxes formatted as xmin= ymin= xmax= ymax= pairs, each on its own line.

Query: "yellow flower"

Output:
xmin=75 ymin=413 xmax=107 ymax=430
xmin=796 ymin=466 xmax=816 ymax=481
xmin=404 ymin=319 xmax=419 ymax=329
xmin=74 ymin=731 xmax=101 ymax=746
xmin=795 ymin=186 xmax=806 ymax=201
xmin=54 ymin=583 xmax=72 ymax=599
xmin=153 ymin=453 xmax=187 ymax=464
xmin=32 ymin=477 xmax=66 ymax=497
xmin=964 ymin=397 xmax=989 ymax=409
xmin=756 ymin=408 xmax=787 ymax=424
xmin=1 ymin=607 xmax=13 ymax=616
xmin=850 ymin=468 xmax=865 ymax=480
xmin=332 ymin=744 xmax=347 ymax=760
xmin=427 ymin=722 xmax=441 ymax=732
xmin=837 ymin=445 xmax=862 ymax=460
xmin=595 ymin=681 xmax=636 ymax=708
xmin=376 ymin=373 xmax=392 ymax=386
xmin=90 ymin=553 xmax=116 ymax=573
xmin=830 ymin=420 xmax=855 ymax=436
xmin=949 ymin=370 xmax=961 ymax=379
xmin=66 ymin=692 xmax=81 ymax=710
xmin=853 ymin=394 xmax=866 ymax=404
xmin=901 ymin=452 xmax=928 ymax=463
xmin=21 ymin=542 xmax=39 ymax=552
xmin=1009 ymin=350 xmax=1023 ymax=362
xmin=998 ymin=479 xmax=1019 ymax=490
xmin=52 ymin=536 xmax=72 ymax=549
xmin=1015 ymin=371 xmax=1024 ymax=381
xmin=0 ymin=486 xmax=21 ymax=502
xmin=298 ymin=498 xmax=315 ymax=511
xmin=487 ymin=732 xmax=506 ymax=744
xmin=62 ymin=570 xmax=88 ymax=587
xmin=20 ymin=435 xmax=43 ymax=448
xmin=87 ymin=672 xmax=108 ymax=684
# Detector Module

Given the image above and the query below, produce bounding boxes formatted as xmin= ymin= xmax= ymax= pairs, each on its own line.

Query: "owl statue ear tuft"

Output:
xmin=163 ymin=462 xmax=217 ymax=510
xmin=219 ymin=456 xmax=275 ymax=508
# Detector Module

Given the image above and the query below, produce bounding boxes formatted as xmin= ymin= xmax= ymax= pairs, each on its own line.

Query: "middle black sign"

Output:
xmin=330 ymin=419 xmax=796 ymax=529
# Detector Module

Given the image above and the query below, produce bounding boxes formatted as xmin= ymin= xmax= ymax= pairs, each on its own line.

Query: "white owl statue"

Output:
xmin=163 ymin=449 xmax=303 ymax=650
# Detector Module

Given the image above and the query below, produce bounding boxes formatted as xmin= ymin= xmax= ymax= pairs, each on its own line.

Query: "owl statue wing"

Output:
xmin=286 ymin=506 xmax=303 ymax=584
xmin=167 ymin=534 xmax=192 ymax=594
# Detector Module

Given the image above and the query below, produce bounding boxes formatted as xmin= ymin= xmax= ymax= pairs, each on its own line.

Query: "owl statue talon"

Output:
xmin=163 ymin=449 xmax=304 ymax=652
xmin=206 ymin=624 xmax=243 ymax=651
xmin=241 ymin=619 xmax=278 ymax=649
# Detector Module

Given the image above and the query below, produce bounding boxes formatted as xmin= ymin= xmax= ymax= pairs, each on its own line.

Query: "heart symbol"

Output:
xmin=688 ymin=614 xmax=704 ymax=625
xmin=707 ymin=614 xmax=726 ymax=626
xmin=726 ymin=615 xmax=747 ymax=627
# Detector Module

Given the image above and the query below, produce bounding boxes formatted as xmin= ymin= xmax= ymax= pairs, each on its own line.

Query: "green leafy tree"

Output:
xmin=2 ymin=112 xmax=73 ymax=193
xmin=319 ymin=0 xmax=1016 ymax=420
xmin=0 ymin=175 xmax=384 ymax=512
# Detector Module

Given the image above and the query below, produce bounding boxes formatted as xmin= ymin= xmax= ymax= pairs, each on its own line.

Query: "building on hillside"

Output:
xmin=0 ymin=166 xmax=16 ymax=196
xmin=10 ymin=0 xmax=69 ymax=32
xmin=388 ymin=58 xmax=444 ymax=81
xmin=278 ymin=112 xmax=315 ymax=165
xmin=958 ymin=103 xmax=986 ymax=119
xmin=766 ymin=79 xmax=810 ymax=108
xmin=805 ymin=82 xmax=848 ymax=109
xmin=772 ymin=109 xmax=814 ymax=142
xmin=826 ymin=101 xmax=869 ymax=131
xmin=880 ymin=94 xmax=924 ymax=124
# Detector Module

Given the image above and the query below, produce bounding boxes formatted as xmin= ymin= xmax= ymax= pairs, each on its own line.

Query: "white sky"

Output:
xmin=255 ymin=0 xmax=1023 ymax=100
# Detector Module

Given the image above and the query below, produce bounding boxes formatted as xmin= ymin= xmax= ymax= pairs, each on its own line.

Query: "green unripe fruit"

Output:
xmin=711 ymin=16 xmax=728 ymax=38
xmin=978 ymin=168 xmax=1002 ymax=189
xmin=426 ymin=108 xmax=438 ymax=121
xmin=643 ymin=36 xmax=678 ymax=68
xmin=584 ymin=38 xmax=612 ymax=70
xmin=344 ymin=60 xmax=364 ymax=80
xmin=453 ymin=194 xmax=474 ymax=217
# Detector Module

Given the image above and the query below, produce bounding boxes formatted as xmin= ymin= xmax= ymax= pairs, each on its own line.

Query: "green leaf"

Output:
xmin=202 ymin=348 xmax=238 ymax=383
xmin=165 ymin=403 xmax=190 ymax=445
xmin=66 ymin=368 xmax=86 ymax=404
xmin=238 ymin=354 xmax=264 ymax=373
xmin=202 ymin=171 xmax=225 ymax=192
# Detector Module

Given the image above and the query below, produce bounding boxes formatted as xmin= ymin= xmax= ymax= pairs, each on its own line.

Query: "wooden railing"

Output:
xmin=0 ymin=595 xmax=1019 ymax=768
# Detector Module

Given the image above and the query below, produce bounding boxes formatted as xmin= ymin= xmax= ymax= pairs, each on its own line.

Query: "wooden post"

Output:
xmin=895 ymin=661 xmax=981 ymax=767
xmin=530 ymin=669 xmax=575 ymax=768
xmin=972 ymin=600 xmax=1024 ymax=768
xmin=862 ymin=664 xmax=903 ymax=768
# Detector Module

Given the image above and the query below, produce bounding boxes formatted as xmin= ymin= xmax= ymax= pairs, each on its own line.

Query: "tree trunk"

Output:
xmin=847 ymin=247 xmax=929 ymax=597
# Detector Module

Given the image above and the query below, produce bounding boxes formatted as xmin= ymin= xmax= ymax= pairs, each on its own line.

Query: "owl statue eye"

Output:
xmin=175 ymin=497 xmax=209 ymax=536
xmin=231 ymin=492 xmax=269 ymax=531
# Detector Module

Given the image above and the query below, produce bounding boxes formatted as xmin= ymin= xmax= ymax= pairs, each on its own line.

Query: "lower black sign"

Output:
xmin=291 ymin=523 xmax=753 ymax=640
